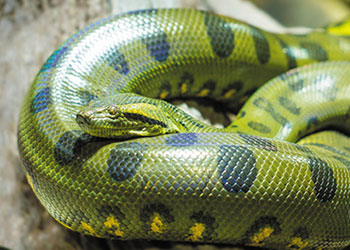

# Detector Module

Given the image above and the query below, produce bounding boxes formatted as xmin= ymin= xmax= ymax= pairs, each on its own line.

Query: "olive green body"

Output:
xmin=17 ymin=9 xmax=350 ymax=249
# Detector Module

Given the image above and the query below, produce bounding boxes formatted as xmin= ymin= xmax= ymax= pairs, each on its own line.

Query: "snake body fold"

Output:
xmin=17 ymin=9 xmax=350 ymax=249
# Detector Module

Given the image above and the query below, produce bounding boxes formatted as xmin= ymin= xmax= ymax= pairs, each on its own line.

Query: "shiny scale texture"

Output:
xmin=17 ymin=9 xmax=350 ymax=249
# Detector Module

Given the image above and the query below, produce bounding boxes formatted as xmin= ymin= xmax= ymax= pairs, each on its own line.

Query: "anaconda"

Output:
xmin=17 ymin=9 xmax=350 ymax=249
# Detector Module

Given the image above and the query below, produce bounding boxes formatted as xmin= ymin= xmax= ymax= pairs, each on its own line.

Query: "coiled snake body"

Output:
xmin=18 ymin=9 xmax=350 ymax=249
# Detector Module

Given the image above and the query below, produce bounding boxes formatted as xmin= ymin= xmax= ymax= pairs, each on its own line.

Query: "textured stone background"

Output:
xmin=1 ymin=0 xmax=349 ymax=250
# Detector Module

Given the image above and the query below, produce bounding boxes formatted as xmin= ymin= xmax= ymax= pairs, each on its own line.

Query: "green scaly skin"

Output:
xmin=17 ymin=9 xmax=350 ymax=249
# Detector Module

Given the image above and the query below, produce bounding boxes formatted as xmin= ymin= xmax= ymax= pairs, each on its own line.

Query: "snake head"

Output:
xmin=76 ymin=97 xmax=184 ymax=139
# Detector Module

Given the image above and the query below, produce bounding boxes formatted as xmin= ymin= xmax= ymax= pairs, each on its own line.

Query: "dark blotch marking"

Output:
xmin=198 ymin=79 xmax=216 ymax=96
xmin=248 ymin=121 xmax=271 ymax=134
xmin=179 ymin=121 xmax=188 ymax=130
xmin=293 ymin=144 xmax=313 ymax=154
xmin=249 ymin=26 xmax=270 ymax=64
xmin=140 ymin=202 xmax=174 ymax=223
xmin=99 ymin=205 xmax=126 ymax=238
xmin=304 ymin=143 xmax=349 ymax=157
xmin=178 ymin=72 xmax=194 ymax=93
xmin=221 ymin=80 xmax=243 ymax=97
xmin=123 ymin=112 xmax=168 ymax=128
xmin=54 ymin=130 xmax=95 ymax=165
xmin=158 ymin=80 xmax=172 ymax=98
xmin=218 ymin=145 xmax=258 ymax=193
xmin=300 ymin=41 xmax=328 ymax=61
xmin=279 ymin=72 xmax=304 ymax=92
xmin=253 ymin=97 xmax=290 ymax=127
xmin=245 ymin=216 xmax=281 ymax=245
xmin=306 ymin=116 xmax=319 ymax=132
xmin=240 ymin=134 xmax=277 ymax=151
xmin=165 ymin=133 xmax=198 ymax=147
xmin=142 ymin=31 xmax=170 ymax=62
xmin=79 ymin=90 xmax=98 ymax=105
xmin=126 ymin=9 xmax=157 ymax=15
xmin=279 ymin=96 xmax=300 ymax=115
xmin=292 ymin=227 xmax=309 ymax=239
xmin=40 ymin=46 xmax=68 ymax=72
xmin=31 ymin=87 xmax=51 ymax=113
xmin=106 ymin=49 xmax=129 ymax=75
xmin=333 ymin=155 xmax=350 ymax=168
xmin=237 ymin=111 xmax=246 ymax=119
xmin=107 ymin=142 xmax=146 ymax=181
xmin=204 ymin=13 xmax=234 ymax=58
xmin=189 ymin=211 xmax=215 ymax=240
xmin=275 ymin=37 xmax=297 ymax=69
xmin=308 ymin=156 xmax=336 ymax=202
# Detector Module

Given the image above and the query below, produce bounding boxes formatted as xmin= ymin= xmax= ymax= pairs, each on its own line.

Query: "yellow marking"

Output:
xmin=181 ymin=83 xmax=187 ymax=94
xmin=250 ymin=226 xmax=274 ymax=246
xmin=159 ymin=91 xmax=168 ymax=99
xmin=186 ymin=223 xmax=205 ymax=241
xmin=55 ymin=218 xmax=73 ymax=231
xmin=288 ymin=237 xmax=309 ymax=249
xmin=81 ymin=222 xmax=96 ymax=236
xmin=224 ymin=89 xmax=236 ymax=99
xmin=144 ymin=181 xmax=151 ymax=190
xmin=151 ymin=214 xmax=163 ymax=233
xmin=26 ymin=173 xmax=35 ymax=191
xmin=104 ymin=216 xmax=124 ymax=237
xmin=327 ymin=21 xmax=350 ymax=36
xmin=239 ymin=95 xmax=249 ymax=103
xmin=197 ymin=88 xmax=209 ymax=97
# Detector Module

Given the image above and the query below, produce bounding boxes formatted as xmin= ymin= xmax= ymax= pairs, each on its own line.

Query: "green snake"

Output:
xmin=17 ymin=9 xmax=350 ymax=249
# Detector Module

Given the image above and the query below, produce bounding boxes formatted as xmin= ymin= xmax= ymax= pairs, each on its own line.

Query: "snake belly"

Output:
xmin=17 ymin=9 xmax=350 ymax=249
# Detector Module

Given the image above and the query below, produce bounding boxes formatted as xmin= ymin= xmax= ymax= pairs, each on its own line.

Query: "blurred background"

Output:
xmin=1 ymin=0 xmax=350 ymax=249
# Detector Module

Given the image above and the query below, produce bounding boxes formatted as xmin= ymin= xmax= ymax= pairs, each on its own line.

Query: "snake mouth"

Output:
xmin=76 ymin=113 xmax=91 ymax=126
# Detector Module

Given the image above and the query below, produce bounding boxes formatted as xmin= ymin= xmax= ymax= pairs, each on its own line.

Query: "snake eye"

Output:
xmin=108 ymin=105 xmax=118 ymax=115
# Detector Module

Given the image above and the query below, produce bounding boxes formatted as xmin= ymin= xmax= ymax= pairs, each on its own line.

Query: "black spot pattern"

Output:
xmin=126 ymin=9 xmax=157 ymax=15
xmin=249 ymin=26 xmax=270 ymax=64
xmin=189 ymin=211 xmax=215 ymax=240
xmin=204 ymin=13 xmax=234 ymax=58
xmin=31 ymin=87 xmax=51 ymax=113
xmin=140 ymin=202 xmax=174 ymax=223
xmin=306 ymin=116 xmax=319 ymax=132
xmin=248 ymin=121 xmax=271 ymax=134
xmin=253 ymin=97 xmax=290 ymax=127
xmin=107 ymin=142 xmax=146 ymax=181
xmin=293 ymin=144 xmax=313 ymax=154
xmin=344 ymin=147 xmax=350 ymax=153
xmin=304 ymin=143 xmax=349 ymax=157
xmin=245 ymin=216 xmax=281 ymax=244
xmin=221 ymin=80 xmax=243 ymax=97
xmin=275 ymin=37 xmax=297 ymax=69
xmin=158 ymin=80 xmax=172 ymax=98
xmin=300 ymin=42 xmax=328 ymax=61
xmin=106 ymin=49 xmax=129 ymax=75
xmin=197 ymin=79 xmax=216 ymax=96
xmin=308 ymin=156 xmax=336 ymax=202
xmin=54 ymin=130 xmax=95 ymax=165
xmin=333 ymin=155 xmax=350 ymax=168
xmin=279 ymin=72 xmax=304 ymax=92
xmin=218 ymin=145 xmax=258 ymax=193
xmin=178 ymin=72 xmax=194 ymax=94
xmin=279 ymin=96 xmax=300 ymax=115
xmin=165 ymin=133 xmax=198 ymax=147
xmin=142 ymin=31 xmax=170 ymax=62
xmin=240 ymin=134 xmax=277 ymax=151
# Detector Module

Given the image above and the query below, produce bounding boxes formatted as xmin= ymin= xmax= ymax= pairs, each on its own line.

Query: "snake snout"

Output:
xmin=76 ymin=112 xmax=91 ymax=126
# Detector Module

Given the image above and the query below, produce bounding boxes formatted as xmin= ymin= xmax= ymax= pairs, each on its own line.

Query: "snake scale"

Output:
xmin=17 ymin=9 xmax=350 ymax=249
